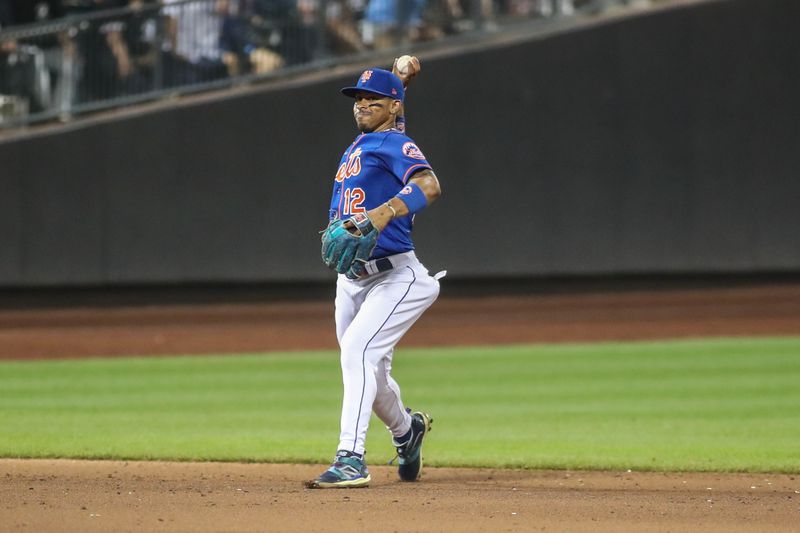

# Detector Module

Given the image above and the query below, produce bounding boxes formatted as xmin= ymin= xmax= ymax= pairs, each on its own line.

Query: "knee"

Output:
xmin=340 ymin=336 xmax=375 ymax=375
xmin=374 ymin=358 xmax=390 ymax=385
xmin=341 ymin=351 xmax=364 ymax=375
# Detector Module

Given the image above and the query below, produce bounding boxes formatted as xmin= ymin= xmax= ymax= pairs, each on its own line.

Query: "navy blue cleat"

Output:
xmin=393 ymin=411 xmax=433 ymax=481
xmin=304 ymin=450 xmax=371 ymax=489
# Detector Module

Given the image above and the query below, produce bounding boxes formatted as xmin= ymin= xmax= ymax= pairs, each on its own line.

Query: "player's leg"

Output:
xmin=337 ymin=263 xmax=439 ymax=456
xmin=304 ymin=277 xmax=370 ymax=489
xmin=373 ymin=353 xmax=411 ymax=436
xmin=334 ymin=275 xmax=362 ymax=343
xmin=307 ymin=261 xmax=439 ymax=488
xmin=373 ymin=348 xmax=434 ymax=482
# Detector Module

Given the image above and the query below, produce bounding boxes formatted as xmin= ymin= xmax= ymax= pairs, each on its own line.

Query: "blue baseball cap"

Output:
xmin=341 ymin=68 xmax=405 ymax=101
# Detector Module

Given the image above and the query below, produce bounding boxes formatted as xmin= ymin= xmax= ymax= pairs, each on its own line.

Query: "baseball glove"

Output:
xmin=321 ymin=213 xmax=379 ymax=279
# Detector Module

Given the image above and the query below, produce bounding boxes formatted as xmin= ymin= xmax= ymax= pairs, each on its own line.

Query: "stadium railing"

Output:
xmin=0 ymin=0 xmax=660 ymax=129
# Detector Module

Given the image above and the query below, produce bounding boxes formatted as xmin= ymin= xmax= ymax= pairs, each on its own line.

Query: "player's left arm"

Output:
xmin=365 ymin=169 xmax=441 ymax=231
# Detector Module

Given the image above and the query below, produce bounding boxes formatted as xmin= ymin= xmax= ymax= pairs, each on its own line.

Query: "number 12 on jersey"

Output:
xmin=342 ymin=187 xmax=366 ymax=215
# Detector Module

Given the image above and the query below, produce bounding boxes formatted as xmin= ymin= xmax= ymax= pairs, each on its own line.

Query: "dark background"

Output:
xmin=1 ymin=0 xmax=798 ymax=287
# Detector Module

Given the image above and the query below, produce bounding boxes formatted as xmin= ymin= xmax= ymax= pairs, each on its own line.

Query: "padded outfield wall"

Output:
xmin=1 ymin=0 xmax=798 ymax=286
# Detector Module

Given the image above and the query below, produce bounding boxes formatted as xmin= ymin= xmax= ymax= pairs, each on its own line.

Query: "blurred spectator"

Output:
xmin=362 ymin=0 xmax=426 ymax=49
xmin=1 ymin=0 xmax=70 ymax=113
xmin=218 ymin=0 xmax=283 ymax=76
xmin=591 ymin=0 xmax=651 ymax=12
xmin=249 ymin=0 xmax=315 ymax=66
xmin=2 ymin=0 xmax=667 ymax=127
xmin=251 ymin=0 xmax=365 ymax=66
xmin=362 ymin=0 xmax=478 ymax=47
xmin=67 ymin=0 xmax=134 ymax=101
xmin=116 ymin=0 xmax=161 ymax=93
xmin=506 ymin=0 xmax=574 ymax=17
xmin=162 ymin=0 xmax=228 ymax=85
xmin=551 ymin=0 xmax=575 ymax=15
xmin=13 ymin=1 xmax=76 ymax=117
xmin=1 ymin=42 xmax=39 ymax=116
xmin=0 ymin=1 xmax=13 ymax=28
xmin=321 ymin=0 xmax=366 ymax=55
xmin=289 ymin=0 xmax=365 ymax=63
xmin=1 ymin=4 xmax=24 ymax=103
xmin=8 ymin=0 xmax=66 ymax=25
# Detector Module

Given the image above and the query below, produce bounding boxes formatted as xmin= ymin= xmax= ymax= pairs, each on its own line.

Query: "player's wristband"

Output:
xmin=395 ymin=182 xmax=427 ymax=215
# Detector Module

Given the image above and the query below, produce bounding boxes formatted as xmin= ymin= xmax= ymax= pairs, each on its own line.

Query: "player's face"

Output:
xmin=353 ymin=91 xmax=399 ymax=133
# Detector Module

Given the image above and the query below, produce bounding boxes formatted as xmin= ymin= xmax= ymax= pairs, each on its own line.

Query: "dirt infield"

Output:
xmin=2 ymin=460 xmax=798 ymax=532
xmin=2 ymin=282 xmax=800 ymax=531
xmin=2 ymin=282 xmax=800 ymax=359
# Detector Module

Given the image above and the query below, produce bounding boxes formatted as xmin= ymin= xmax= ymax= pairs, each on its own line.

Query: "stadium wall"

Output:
xmin=1 ymin=0 xmax=798 ymax=286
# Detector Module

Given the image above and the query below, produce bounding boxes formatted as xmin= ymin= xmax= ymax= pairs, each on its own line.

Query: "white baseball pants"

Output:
xmin=334 ymin=251 xmax=441 ymax=456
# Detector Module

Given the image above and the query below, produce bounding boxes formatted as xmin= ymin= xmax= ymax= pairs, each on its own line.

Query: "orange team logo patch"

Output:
xmin=360 ymin=70 xmax=373 ymax=83
xmin=402 ymin=142 xmax=425 ymax=160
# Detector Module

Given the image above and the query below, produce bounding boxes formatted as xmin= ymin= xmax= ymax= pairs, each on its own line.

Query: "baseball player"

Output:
xmin=306 ymin=58 xmax=443 ymax=489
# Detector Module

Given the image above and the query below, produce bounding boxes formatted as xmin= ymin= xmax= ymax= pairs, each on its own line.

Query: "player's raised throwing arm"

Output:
xmin=392 ymin=55 xmax=421 ymax=133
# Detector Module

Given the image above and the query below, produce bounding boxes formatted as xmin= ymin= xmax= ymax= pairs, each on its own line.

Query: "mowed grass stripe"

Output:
xmin=0 ymin=338 xmax=798 ymax=472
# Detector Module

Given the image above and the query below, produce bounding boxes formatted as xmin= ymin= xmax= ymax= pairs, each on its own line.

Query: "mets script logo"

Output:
xmin=360 ymin=70 xmax=373 ymax=83
xmin=402 ymin=142 xmax=425 ymax=160
xmin=335 ymin=148 xmax=362 ymax=182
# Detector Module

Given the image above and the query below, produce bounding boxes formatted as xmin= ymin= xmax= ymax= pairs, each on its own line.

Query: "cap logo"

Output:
xmin=360 ymin=70 xmax=373 ymax=83
xmin=391 ymin=88 xmax=397 ymax=95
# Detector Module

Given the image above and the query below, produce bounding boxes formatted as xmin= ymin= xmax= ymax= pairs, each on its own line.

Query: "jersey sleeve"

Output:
xmin=383 ymin=135 xmax=432 ymax=184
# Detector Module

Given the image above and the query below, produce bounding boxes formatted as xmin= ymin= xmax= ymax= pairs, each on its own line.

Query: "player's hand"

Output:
xmin=392 ymin=55 xmax=421 ymax=88
xmin=342 ymin=219 xmax=363 ymax=236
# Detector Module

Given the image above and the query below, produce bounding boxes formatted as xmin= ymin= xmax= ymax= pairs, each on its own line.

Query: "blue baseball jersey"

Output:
xmin=329 ymin=129 xmax=432 ymax=259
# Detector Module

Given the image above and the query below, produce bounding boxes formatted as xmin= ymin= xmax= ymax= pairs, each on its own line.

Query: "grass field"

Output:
xmin=1 ymin=337 xmax=798 ymax=473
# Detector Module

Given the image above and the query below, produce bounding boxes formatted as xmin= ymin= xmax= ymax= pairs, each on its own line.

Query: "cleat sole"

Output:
xmin=304 ymin=475 xmax=371 ymax=489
